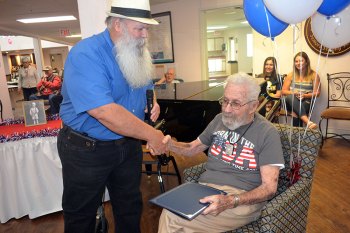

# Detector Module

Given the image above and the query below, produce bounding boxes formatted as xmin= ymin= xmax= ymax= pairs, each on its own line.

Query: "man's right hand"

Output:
xmin=147 ymin=129 xmax=167 ymax=155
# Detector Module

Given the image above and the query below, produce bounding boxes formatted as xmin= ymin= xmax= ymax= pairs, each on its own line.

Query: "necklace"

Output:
xmin=230 ymin=116 xmax=255 ymax=144
xmin=225 ymin=117 xmax=255 ymax=156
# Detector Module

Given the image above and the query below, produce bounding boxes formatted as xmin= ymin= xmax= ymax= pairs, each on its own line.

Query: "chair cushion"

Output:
xmin=321 ymin=107 xmax=350 ymax=120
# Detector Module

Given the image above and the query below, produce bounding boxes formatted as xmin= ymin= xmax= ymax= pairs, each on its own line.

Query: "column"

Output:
xmin=77 ymin=0 xmax=110 ymax=39
xmin=32 ymin=38 xmax=44 ymax=77
xmin=0 ymin=45 xmax=14 ymax=119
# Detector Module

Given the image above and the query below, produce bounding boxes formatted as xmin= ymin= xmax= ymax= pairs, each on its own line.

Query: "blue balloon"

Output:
xmin=243 ymin=0 xmax=288 ymax=38
xmin=318 ymin=0 xmax=350 ymax=16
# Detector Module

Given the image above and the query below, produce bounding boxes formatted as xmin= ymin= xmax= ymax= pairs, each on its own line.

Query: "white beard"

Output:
xmin=114 ymin=25 xmax=154 ymax=88
xmin=222 ymin=112 xmax=247 ymax=130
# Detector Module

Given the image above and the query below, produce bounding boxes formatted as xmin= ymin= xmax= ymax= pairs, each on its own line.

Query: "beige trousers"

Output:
xmin=158 ymin=183 xmax=265 ymax=233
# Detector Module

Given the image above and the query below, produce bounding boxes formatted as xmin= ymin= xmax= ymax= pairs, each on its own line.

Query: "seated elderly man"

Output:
xmin=155 ymin=67 xmax=181 ymax=84
xmin=159 ymin=73 xmax=285 ymax=233
xmin=29 ymin=66 xmax=62 ymax=114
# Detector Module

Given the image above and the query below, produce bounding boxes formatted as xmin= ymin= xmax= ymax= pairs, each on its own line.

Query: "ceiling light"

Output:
xmin=66 ymin=34 xmax=81 ymax=38
xmin=224 ymin=11 xmax=236 ymax=15
xmin=17 ymin=15 xmax=77 ymax=23
xmin=207 ymin=26 xmax=228 ymax=30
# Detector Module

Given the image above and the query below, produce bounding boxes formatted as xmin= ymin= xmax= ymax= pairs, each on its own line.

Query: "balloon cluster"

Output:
xmin=243 ymin=0 xmax=350 ymax=48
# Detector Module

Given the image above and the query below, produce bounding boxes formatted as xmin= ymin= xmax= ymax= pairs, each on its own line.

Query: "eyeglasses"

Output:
xmin=219 ymin=98 xmax=256 ymax=110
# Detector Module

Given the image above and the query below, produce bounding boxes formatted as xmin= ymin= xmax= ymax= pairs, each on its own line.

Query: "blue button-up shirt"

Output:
xmin=60 ymin=29 xmax=153 ymax=140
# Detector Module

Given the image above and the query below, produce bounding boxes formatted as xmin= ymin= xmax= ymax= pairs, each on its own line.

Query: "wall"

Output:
xmin=0 ymin=47 xmax=13 ymax=119
xmin=224 ymin=27 xmax=253 ymax=74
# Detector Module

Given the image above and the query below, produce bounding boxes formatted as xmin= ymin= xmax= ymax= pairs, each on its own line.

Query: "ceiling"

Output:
xmin=0 ymin=0 xmax=247 ymax=48
xmin=205 ymin=6 xmax=248 ymax=31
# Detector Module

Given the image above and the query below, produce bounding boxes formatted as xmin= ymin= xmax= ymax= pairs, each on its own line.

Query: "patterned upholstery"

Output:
xmin=183 ymin=123 xmax=322 ymax=233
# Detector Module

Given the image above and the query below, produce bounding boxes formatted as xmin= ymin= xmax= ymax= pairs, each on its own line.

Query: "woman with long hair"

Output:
xmin=282 ymin=52 xmax=321 ymax=129
xmin=261 ymin=56 xmax=282 ymax=98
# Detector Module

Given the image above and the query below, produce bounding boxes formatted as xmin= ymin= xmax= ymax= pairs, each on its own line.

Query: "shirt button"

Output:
xmin=132 ymin=109 xmax=135 ymax=112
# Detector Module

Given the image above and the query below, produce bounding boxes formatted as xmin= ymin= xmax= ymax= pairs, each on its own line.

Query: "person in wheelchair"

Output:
xmin=158 ymin=73 xmax=284 ymax=232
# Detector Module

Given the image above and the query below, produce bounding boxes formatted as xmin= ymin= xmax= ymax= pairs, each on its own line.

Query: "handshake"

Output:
xmin=145 ymin=121 xmax=172 ymax=156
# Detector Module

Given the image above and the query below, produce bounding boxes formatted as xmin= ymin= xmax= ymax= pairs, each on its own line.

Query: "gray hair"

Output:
xmin=224 ymin=72 xmax=261 ymax=100
xmin=106 ymin=16 xmax=125 ymax=30
xmin=21 ymin=57 xmax=30 ymax=63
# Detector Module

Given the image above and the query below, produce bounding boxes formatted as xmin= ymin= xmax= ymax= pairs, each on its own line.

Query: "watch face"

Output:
xmin=304 ymin=18 xmax=350 ymax=57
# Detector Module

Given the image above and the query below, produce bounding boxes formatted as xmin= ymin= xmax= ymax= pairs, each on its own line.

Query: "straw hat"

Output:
xmin=42 ymin=66 xmax=52 ymax=71
xmin=107 ymin=0 xmax=159 ymax=25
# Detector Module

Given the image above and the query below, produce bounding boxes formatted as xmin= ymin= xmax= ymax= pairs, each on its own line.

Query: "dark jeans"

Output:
xmin=49 ymin=94 xmax=63 ymax=114
xmin=22 ymin=87 xmax=37 ymax=101
xmin=284 ymin=94 xmax=310 ymax=117
xmin=57 ymin=126 xmax=143 ymax=233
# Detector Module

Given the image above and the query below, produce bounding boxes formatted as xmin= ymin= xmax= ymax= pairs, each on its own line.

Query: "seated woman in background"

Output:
xmin=260 ymin=56 xmax=282 ymax=98
xmin=258 ymin=57 xmax=282 ymax=116
xmin=282 ymin=52 xmax=321 ymax=129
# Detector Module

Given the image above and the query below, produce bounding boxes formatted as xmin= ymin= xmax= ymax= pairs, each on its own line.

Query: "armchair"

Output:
xmin=183 ymin=123 xmax=322 ymax=233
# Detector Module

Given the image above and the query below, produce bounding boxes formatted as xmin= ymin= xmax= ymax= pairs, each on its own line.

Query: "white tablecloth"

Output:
xmin=0 ymin=137 xmax=63 ymax=223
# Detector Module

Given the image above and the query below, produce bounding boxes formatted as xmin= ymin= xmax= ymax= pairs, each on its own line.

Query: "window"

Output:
xmin=229 ymin=37 xmax=236 ymax=61
xmin=208 ymin=58 xmax=226 ymax=72
xmin=247 ymin=33 xmax=253 ymax=57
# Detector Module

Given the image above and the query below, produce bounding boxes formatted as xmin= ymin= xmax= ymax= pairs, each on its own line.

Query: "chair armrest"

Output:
xmin=183 ymin=163 xmax=206 ymax=183
xmin=228 ymin=178 xmax=313 ymax=233
xmin=258 ymin=178 xmax=313 ymax=232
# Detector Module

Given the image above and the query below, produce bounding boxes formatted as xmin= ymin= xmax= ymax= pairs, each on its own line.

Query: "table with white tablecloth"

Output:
xmin=0 ymin=137 xmax=63 ymax=223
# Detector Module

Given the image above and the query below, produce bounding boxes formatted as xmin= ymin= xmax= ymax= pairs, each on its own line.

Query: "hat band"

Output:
xmin=110 ymin=7 xmax=152 ymax=19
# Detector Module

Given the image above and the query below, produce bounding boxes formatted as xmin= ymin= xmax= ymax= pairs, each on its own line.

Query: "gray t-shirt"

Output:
xmin=198 ymin=113 xmax=284 ymax=191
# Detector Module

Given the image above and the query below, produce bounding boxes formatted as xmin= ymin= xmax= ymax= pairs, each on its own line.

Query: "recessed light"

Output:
xmin=17 ymin=15 xmax=77 ymax=23
xmin=66 ymin=34 xmax=82 ymax=38
xmin=207 ymin=26 xmax=228 ymax=30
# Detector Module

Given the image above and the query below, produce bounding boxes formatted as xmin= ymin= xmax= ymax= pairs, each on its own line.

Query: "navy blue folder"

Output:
xmin=149 ymin=182 xmax=226 ymax=220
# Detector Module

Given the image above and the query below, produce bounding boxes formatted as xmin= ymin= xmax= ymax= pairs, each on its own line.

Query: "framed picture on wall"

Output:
xmin=148 ymin=11 xmax=175 ymax=64
xmin=23 ymin=100 xmax=47 ymax=127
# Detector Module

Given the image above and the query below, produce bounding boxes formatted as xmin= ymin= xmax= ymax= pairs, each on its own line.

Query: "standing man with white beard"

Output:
xmin=57 ymin=1 xmax=166 ymax=232
xmin=158 ymin=73 xmax=285 ymax=233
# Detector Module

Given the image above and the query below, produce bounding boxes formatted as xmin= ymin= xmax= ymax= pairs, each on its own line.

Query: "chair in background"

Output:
xmin=183 ymin=123 xmax=322 ymax=233
xmin=319 ymin=72 xmax=350 ymax=145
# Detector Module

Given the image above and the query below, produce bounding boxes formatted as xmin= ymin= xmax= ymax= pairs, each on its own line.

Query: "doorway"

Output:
xmin=50 ymin=54 xmax=63 ymax=71
xmin=203 ymin=6 xmax=253 ymax=80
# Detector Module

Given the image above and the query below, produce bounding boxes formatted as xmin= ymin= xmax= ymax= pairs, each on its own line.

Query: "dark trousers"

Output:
xmin=22 ymin=87 xmax=37 ymax=101
xmin=50 ymin=94 xmax=63 ymax=114
xmin=57 ymin=126 xmax=143 ymax=233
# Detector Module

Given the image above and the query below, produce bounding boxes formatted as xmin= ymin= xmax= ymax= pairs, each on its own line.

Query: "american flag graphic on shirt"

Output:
xmin=209 ymin=130 xmax=257 ymax=171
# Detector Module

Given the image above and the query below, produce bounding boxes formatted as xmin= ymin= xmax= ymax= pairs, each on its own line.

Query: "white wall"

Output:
xmin=0 ymin=36 xmax=66 ymax=51
xmin=0 ymin=47 xmax=14 ymax=119
xmin=225 ymin=27 xmax=253 ymax=74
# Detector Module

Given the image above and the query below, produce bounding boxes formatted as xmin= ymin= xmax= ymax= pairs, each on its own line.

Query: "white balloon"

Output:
xmin=311 ymin=6 xmax=350 ymax=49
xmin=263 ymin=0 xmax=323 ymax=24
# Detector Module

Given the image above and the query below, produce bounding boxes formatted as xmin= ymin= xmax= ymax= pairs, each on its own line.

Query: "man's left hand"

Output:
xmin=150 ymin=102 xmax=160 ymax=122
xmin=200 ymin=194 xmax=232 ymax=216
